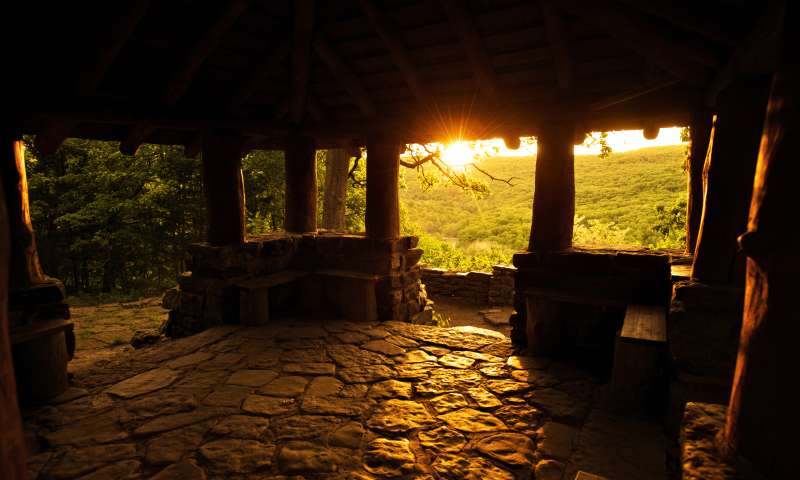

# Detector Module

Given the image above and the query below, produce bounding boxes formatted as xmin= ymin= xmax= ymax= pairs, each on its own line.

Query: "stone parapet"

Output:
xmin=420 ymin=265 xmax=515 ymax=306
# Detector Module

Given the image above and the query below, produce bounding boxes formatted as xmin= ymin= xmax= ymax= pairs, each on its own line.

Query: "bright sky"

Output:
xmin=411 ymin=127 xmax=687 ymax=169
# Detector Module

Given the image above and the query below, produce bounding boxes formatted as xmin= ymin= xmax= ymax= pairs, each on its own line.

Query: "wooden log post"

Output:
xmin=722 ymin=9 xmax=799 ymax=477
xmin=366 ymin=134 xmax=400 ymax=239
xmin=685 ymin=110 xmax=713 ymax=255
xmin=691 ymin=78 xmax=771 ymax=284
xmin=529 ymin=120 xmax=575 ymax=251
xmin=0 ymin=163 xmax=27 ymax=479
xmin=322 ymin=148 xmax=350 ymax=231
xmin=0 ymin=136 xmax=49 ymax=289
xmin=284 ymin=134 xmax=317 ymax=233
xmin=201 ymin=131 xmax=246 ymax=245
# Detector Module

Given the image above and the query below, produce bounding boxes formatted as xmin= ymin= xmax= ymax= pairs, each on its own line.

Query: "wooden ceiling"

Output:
xmin=5 ymin=0 xmax=782 ymax=153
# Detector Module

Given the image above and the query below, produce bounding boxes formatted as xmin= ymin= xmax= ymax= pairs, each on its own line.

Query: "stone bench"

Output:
xmin=236 ymin=270 xmax=309 ymax=326
xmin=313 ymin=269 xmax=380 ymax=322
xmin=610 ymin=304 xmax=667 ymax=407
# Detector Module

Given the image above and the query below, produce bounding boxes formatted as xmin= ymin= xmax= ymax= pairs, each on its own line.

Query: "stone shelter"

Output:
xmin=0 ymin=1 xmax=797 ymax=479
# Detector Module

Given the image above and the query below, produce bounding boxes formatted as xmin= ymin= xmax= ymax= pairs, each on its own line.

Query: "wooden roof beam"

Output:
xmin=290 ymin=0 xmax=315 ymax=125
xmin=225 ymin=43 xmax=290 ymax=115
xmin=439 ymin=0 xmax=500 ymax=101
xmin=358 ymin=0 xmax=428 ymax=106
xmin=705 ymin=0 xmax=784 ymax=107
xmin=35 ymin=1 xmax=150 ymax=155
xmin=313 ymin=38 xmax=375 ymax=117
xmin=558 ymin=0 xmax=716 ymax=85
xmin=615 ymin=0 xmax=738 ymax=47
xmin=120 ymin=0 xmax=249 ymax=155
xmin=539 ymin=0 xmax=573 ymax=93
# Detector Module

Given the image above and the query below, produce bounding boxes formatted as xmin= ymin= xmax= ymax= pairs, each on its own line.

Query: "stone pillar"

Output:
xmin=0 ymin=169 xmax=27 ymax=479
xmin=366 ymin=134 xmax=400 ymax=240
xmin=201 ymin=131 xmax=246 ymax=245
xmin=685 ymin=110 xmax=713 ymax=255
xmin=691 ymin=79 xmax=770 ymax=284
xmin=529 ymin=120 xmax=575 ymax=251
xmin=0 ymin=137 xmax=48 ymax=288
xmin=284 ymin=133 xmax=317 ymax=233
xmin=722 ymin=9 xmax=799 ymax=478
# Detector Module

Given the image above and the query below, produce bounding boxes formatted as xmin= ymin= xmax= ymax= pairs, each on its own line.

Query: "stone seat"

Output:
xmin=610 ymin=304 xmax=667 ymax=407
xmin=236 ymin=270 xmax=309 ymax=326
xmin=313 ymin=269 xmax=380 ymax=322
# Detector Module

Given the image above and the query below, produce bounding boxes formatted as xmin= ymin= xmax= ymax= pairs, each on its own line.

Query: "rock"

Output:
xmin=466 ymin=387 xmax=503 ymax=409
xmin=329 ymin=422 xmax=364 ymax=448
xmin=283 ymin=362 xmax=336 ymax=376
xmin=258 ymin=376 xmax=309 ymax=397
xmin=438 ymin=353 xmax=476 ymax=369
xmin=272 ymin=415 xmax=343 ymax=440
xmin=276 ymin=325 xmax=328 ymax=340
xmin=197 ymin=352 xmax=245 ymax=371
xmin=278 ymin=441 xmax=340 ymax=474
xmin=166 ymin=351 xmax=215 ymax=369
xmin=42 ymin=408 xmax=128 ymax=447
xmin=199 ymin=438 xmax=275 ymax=474
xmin=367 ymin=399 xmax=437 ymax=433
xmin=134 ymin=408 xmax=232 ymax=436
xmin=394 ymin=361 xmax=438 ymax=379
xmin=526 ymin=388 xmax=590 ymax=423
xmin=125 ymin=391 xmax=198 ymax=420
xmin=107 ymin=368 xmax=179 ymax=398
xmin=535 ymin=459 xmax=565 ymax=480
xmin=226 ymin=369 xmax=279 ymax=387
xmin=327 ymin=344 xmax=390 ymax=367
xmin=455 ymin=350 xmax=503 ymax=363
xmin=210 ymin=415 xmax=270 ymax=440
xmin=339 ymin=384 xmax=369 ymax=398
xmin=43 ymin=443 xmax=138 ymax=480
xmin=152 ymin=460 xmax=207 ymax=480
xmin=418 ymin=426 xmax=466 ymax=453
xmin=362 ymin=339 xmax=405 ymax=356
xmin=246 ymin=350 xmax=281 ymax=369
xmin=364 ymin=438 xmax=417 ymax=477
xmin=76 ymin=459 xmax=141 ymax=480
xmin=384 ymin=335 xmax=419 ymax=348
xmin=280 ymin=347 xmax=330 ymax=363
xmin=420 ymin=345 xmax=450 ymax=356
xmin=301 ymin=396 xmax=371 ymax=416
xmin=130 ymin=329 xmax=162 ymax=349
xmin=145 ymin=422 xmax=210 ymax=465
xmin=506 ymin=355 xmax=550 ymax=370
xmin=305 ymin=376 xmax=343 ymax=397
xmin=494 ymin=404 xmax=544 ymax=436
xmin=162 ymin=287 xmax=180 ymax=310
xmin=485 ymin=379 xmax=533 ymax=396
xmin=202 ymin=385 xmax=250 ymax=408
xmin=537 ymin=422 xmax=577 ymax=461
xmin=242 ymin=395 xmax=297 ymax=416
xmin=475 ymin=432 xmax=536 ymax=469
xmin=338 ymin=365 xmax=395 ymax=383
xmin=438 ymin=408 xmax=507 ymax=433
xmin=479 ymin=363 xmax=509 ymax=378
xmin=429 ymin=393 xmax=469 ymax=413
xmin=335 ymin=332 xmax=369 ymax=344
xmin=368 ymin=380 xmax=413 ymax=399
xmin=510 ymin=369 xmax=560 ymax=387
xmin=432 ymin=453 xmax=514 ymax=480
xmin=415 ymin=369 xmax=482 ymax=396
xmin=396 ymin=350 xmax=437 ymax=363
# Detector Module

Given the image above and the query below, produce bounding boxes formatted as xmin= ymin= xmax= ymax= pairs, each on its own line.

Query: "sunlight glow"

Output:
xmin=440 ymin=141 xmax=474 ymax=168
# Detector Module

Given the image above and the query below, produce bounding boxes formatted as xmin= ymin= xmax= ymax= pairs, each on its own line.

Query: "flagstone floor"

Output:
xmin=23 ymin=318 xmax=666 ymax=480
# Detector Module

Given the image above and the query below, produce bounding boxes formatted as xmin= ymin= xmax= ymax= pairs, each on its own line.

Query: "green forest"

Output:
xmin=24 ymin=138 xmax=686 ymax=297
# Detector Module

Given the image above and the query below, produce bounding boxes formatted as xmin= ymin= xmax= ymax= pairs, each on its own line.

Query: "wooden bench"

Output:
xmin=611 ymin=304 xmax=667 ymax=407
xmin=11 ymin=318 xmax=74 ymax=402
xmin=236 ymin=270 xmax=308 ymax=326
xmin=314 ymin=269 xmax=380 ymax=322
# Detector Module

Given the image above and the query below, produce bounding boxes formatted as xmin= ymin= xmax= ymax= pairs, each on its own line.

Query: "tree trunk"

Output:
xmin=686 ymin=110 xmax=713 ymax=255
xmin=723 ymin=8 xmax=800 ymax=477
xmin=322 ymin=149 xmax=350 ymax=231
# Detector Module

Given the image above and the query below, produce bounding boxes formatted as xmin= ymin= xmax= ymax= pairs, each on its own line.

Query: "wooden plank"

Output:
xmin=540 ymin=0 xmax=573 ymax=92
xmin=620 ymin=304 xmax=666 ymax=342
xmin=290 ymin=0 xmax=315 ymax=124
xmin=10 ymin=318 xmax=73 ymax=346
xmin=237 ymin=271 xmax=308 ymax=290
xmin=315 ymin=269 xmax=380 ymax=281
xmin=524 ymin=287 xmax=629 ymax=307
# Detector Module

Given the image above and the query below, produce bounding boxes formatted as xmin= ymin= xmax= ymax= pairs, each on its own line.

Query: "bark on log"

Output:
xmin=0 ymin=137 xmax=48 ymax=289
xmin=686 ymin=110 xmax=713 ymax=254
xmin=284 ymin=134 xmax=317 ymax=233
xmin=366 ymin=134 xmax=400 ymax=239
xmin=322 ymin=148 xmax=350 ymax=231
xmin=0 ymin=166 xmax=27 ymax=479
xmin=201 ymin=131 xmax=246 ymax=245
xmin=529 ymin=120 xmax=575 ymax=251
xmin=691 ymin=78 xmax=770 ymax=284
xmin=723 ymin=8 xmax=800 ymax=477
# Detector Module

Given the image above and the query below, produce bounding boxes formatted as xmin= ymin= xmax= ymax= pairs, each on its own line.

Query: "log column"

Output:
xmin=529 ymin=120 xmax=575 ymax=251
xmin=201 ymin=131 xmax=246 ymax=245
xmin=691 ymin=79 xmax=770 ymax=284
xmin=284 ymin=134 xmax=317 ymax=233
xmin=366 ymin=134 xmax=400 ymax=239
xmin=722 ymin=8 xmax=799 ymax=477
xmin=685 ymin=109 xmax=713 ymax=255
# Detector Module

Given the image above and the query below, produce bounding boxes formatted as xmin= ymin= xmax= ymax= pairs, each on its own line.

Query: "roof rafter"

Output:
xmin=35 ymin=1 xmax=150 ymax=155
xmin=539 ymin=0 xmax=573 ymax=93
xmin=120 ymin=0 xmax=249 ymax=155
xmin=615 ymin=0 xmax=738 ymax=47
xmin=439 ymin=0 xmax=500 ymax=101
xmin=358 ymin=0 xmax=428 ymax=106
xmin=290 ymin=0 xmax=315 ymax=125
xmin=313 ymin=37 xmax=375 ymax=117
xmin=225 ymin=43 xmax=290 ymax=115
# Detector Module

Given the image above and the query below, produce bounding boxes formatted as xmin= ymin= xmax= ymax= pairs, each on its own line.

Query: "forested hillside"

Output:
xmin=401 ymin=145 xmax=688 ymax=270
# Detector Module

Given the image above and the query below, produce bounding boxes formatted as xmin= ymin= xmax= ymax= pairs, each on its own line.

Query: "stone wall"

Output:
xmin=420 ymin=265 xmax=516 ymax=305
xmin=163 ymin=233 xmax=429 ymax=337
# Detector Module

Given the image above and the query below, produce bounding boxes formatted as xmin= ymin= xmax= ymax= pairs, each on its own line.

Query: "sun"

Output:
xmin=440 ymin=141 xmax=473 ymax=168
